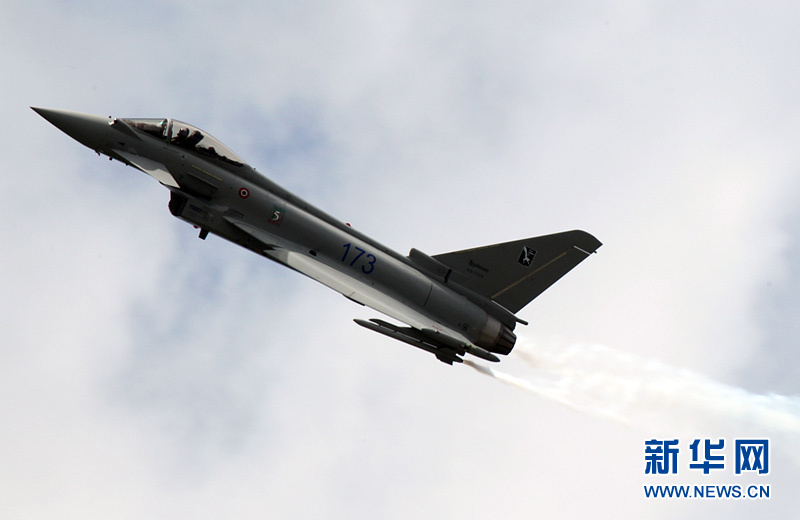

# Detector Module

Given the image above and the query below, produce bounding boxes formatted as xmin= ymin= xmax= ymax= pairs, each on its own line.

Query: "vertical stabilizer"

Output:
xmin=432 ymin=230 xmax=601 ymax=313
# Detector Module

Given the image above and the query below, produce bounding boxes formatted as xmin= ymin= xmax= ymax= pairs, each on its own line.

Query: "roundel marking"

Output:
xmin=239 ymin=187 xmax=250 ymax=199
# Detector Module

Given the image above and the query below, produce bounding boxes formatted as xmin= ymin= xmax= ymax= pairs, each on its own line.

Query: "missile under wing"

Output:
xmin=33 ymin=107 xmax=601 ymax=365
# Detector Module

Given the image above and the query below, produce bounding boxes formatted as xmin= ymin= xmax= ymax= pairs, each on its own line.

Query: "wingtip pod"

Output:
xmin=421 ymin=327 xmax=502 ymax=362
xmin=354 ymin=318 xmax=504 ymax=364
xmin=354 ymin=318 xmax=457 ymax=364
xmin=464 ymin=345 xmax=501 ymax=363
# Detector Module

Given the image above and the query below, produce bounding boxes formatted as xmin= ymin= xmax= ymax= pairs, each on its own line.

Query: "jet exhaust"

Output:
xmin=465 ymin=340 xmax=800 ymax=464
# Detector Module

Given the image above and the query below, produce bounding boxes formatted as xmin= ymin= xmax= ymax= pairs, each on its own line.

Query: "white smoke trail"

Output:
xmin=465 ymin=340 xmax=800 ymax=447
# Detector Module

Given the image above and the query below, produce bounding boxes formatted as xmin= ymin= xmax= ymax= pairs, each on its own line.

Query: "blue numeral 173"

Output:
xmin=341 ymin=243 xmax=376 ymax=274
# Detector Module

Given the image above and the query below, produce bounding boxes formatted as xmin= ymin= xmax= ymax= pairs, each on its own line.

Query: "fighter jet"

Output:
xmin=33 ymin=108 xmax=601 ymax=365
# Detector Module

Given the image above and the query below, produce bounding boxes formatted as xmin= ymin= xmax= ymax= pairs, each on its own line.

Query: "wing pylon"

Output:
xmin=354 ymin=318 xmax=500 ymax=365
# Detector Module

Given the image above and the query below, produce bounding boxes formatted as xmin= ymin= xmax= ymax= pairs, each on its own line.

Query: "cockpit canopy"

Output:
xmin=123 ymin=118 xmax=246 ymax=168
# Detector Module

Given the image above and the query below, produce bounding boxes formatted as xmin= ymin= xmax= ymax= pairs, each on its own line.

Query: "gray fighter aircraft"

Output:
xmin=33 ymin=108 xmax=601 ymax=365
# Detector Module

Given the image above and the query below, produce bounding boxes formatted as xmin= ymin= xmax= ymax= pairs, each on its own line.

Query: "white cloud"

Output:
xmin=3 ymin=1 xmax=800 ymax=518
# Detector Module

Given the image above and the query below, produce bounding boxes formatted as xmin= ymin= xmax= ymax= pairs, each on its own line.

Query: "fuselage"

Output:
xmin=34 ymin=109 xmax=517 ymax=358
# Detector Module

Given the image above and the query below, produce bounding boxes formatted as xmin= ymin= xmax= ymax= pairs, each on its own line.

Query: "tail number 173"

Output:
xmin=341 ymin=243 xmax=376 ymax=274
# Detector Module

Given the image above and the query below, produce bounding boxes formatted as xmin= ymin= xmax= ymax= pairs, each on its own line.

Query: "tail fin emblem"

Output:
xmin=518 ymin=246 xmax=536 ymax=267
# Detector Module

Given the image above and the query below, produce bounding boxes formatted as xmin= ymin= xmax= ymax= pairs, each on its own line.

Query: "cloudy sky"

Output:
xmin=3 ymin=1 xmax=800 ymax=518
